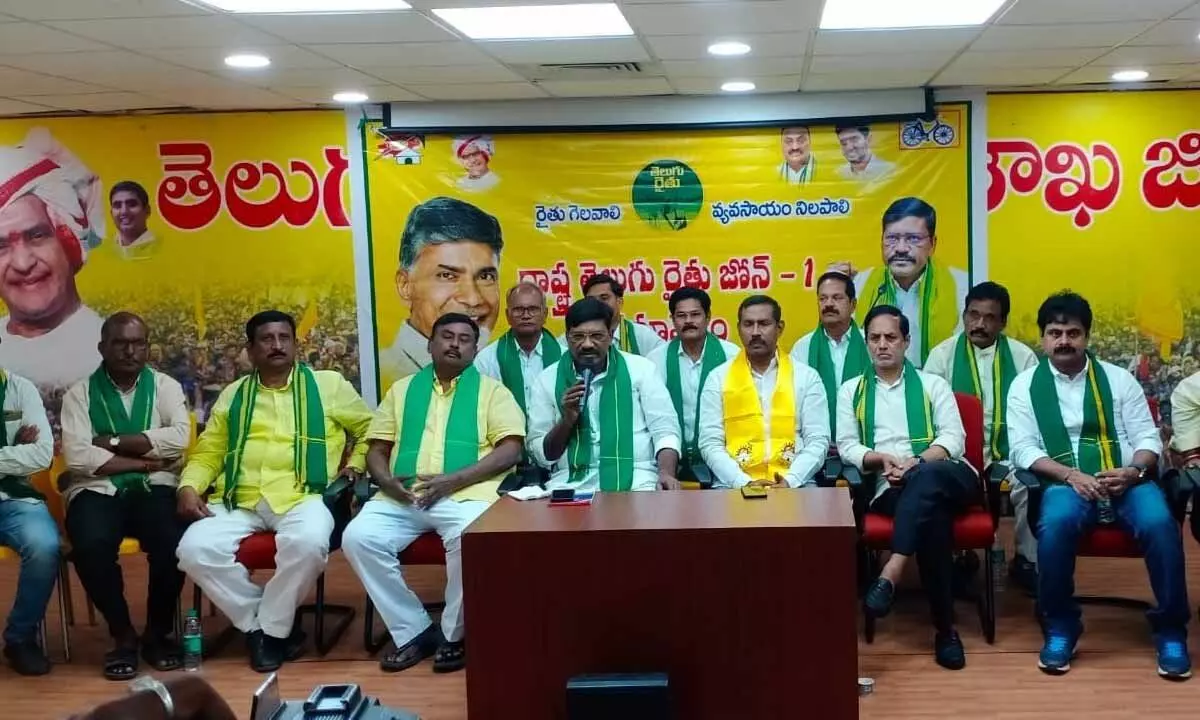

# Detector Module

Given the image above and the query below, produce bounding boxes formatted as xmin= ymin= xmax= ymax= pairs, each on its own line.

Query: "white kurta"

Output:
xmin=922 ymin=333 xmax=1039 ymax=445
xmin=474 ymin=336 xmax=555 ymax=414
xmin=0 ymin=371 xmax=53 ymax=501
xmin=0 ymin=304 xmax=103 ymax=392
xmin=852 ymin=266 xmax=969 ymax=367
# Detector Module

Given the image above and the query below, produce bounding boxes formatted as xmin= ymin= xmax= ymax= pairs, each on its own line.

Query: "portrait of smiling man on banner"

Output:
xmin=0 ymin=128 xmax=105 ymax=393
xmin=380 ymin=196 xmax=503 ymax=381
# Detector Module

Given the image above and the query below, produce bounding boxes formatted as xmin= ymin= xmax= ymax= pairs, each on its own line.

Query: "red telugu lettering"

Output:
xmin=224 ymin=159 xmax=321 ymax=229
xmin=1041 ymin=142 xmax=1121 ymax=229
xmin=1141 ymin=132 xmax=1200 ymax=210
xmin=986 ymin=139 xmax=1043 ymax=212
xmin=157 ymin=142 xmax=222 ymax=231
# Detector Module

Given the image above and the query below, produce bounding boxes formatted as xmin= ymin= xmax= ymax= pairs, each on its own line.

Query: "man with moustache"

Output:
xmin=379 ymin=197 xmax=502 ymax=385
xmin=698 ymin=295 xmax=829 ymax=489
xmin=791 ymin=271 xmax=870 ymax=433
xmin=923 ymin=281 xmax=1039 ymax=590
xmin=343 ymin=313 xmax=524 ymax=674
xmin=527 ymin=298 xmax=680 ymax=493
xmin=176 ymin=310 xmax=373 ymax=673
xmin=834 ymin=125 xmax=895 ymax=182
xmin=839 ymin=305 xmax=974 ymax=670
xmin=574 ymin=273 xmax=664 ymax=356
xmin=778 ymin=126 xmax=816 ymax=185
xmin=0 ymin=129 xmax=105 ymax=392
xmin=830 ymin=197 xmax=967 ymax=368
xmin=647 ymin=288 xmax=739 ymax=487
xmin=474 ymin=282 xmax=561 ymax=418
xmin=109 ymin=181 xmax=158 ymax=260
xmin=1007 ymin=292 xmax=1190 ymax=680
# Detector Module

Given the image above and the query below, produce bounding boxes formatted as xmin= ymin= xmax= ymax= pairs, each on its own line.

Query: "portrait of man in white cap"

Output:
xmin=452 ymin=135 xmax=500 ymax=192
xmin=0 ymin=128 xmax=104 ymax=392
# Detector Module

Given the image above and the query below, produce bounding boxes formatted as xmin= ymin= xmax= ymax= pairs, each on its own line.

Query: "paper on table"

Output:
xmin=506 ymin=485 xmax=552 ymax=501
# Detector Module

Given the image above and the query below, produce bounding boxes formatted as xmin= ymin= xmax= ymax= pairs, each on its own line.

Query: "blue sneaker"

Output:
xmin=1038 ymin=633 xmax=1077 ymax=675
xmin=1155 ymin=636 xmax=1192 ymax=681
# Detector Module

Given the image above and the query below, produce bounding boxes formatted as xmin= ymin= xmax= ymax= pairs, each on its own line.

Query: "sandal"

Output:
xmin=380 ymin=626 xmax=439 ymax=673
xmin=141 ymin=637 xmax=183 ymax=672
xmin=432 ymin=640 xmax=466 ymax=674
xmin=103 ymin=646 xmax=139 ymax=681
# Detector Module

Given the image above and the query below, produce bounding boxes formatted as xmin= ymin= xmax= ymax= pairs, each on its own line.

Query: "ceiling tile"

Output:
xmin=46 ymin=16 xmax=281 ymax=49
xmin=241 ymin=66 xmax=386 ymax=89
xmin=1091 ymin=45 xmax=1200 ymax=65
xmin=660 ymin=56 xmax=803 ymax=77
xmin=933 ymin=66 xmax=1071 ymax=86
xmin=0 ymin=22 xmax=111 ymax=54
xmin=15 ymin=91 xmax=171 ymax=112
xmin=0 ymin=98 xmax=58 ymax=115
xmin=1125 ymin=19 xmax=1200 ymax=45
xmin=1178 ymin=3 xmax=1200 ymax=18
xmin=999 ymin=0 xmax=1194 ymax=24
xmin=948 ymin=48 xmax=1110 ymax=69
xmin=140 ymin=44 xmax=342 ymax=72
xmin=274 ymin=84 xmax=423 ymax=103
xmin=802 ymin=70 xmax=932 ymax=91
xmin=1055 ymin=63 xmax=1198 ymax=83
xmin=483 ymin=38 xmax=651 ymax=64
xmin=539 ymin=77 xmax=674 ymax=97
xmin=643 ymin=32 xmax=807 ymax=60
xmin=972 ymin=23 xmax=1155 ymax=50
xmin=671 ymin=74 xmax=801 ymax=94
xmin=809 ymin=52 xmax=951 ymax=73
xmin=622 ymin=2 xmax=819 ymax=36
xmin=814 ymin=28 xmax=980 ymax=55
xmin=366 ymin=63 xmax=525 ymax=84
xmin=303 ymin=42 xmax=492 ymax=67
xmin=152 ymin=85 xmax=305 ymax=109
xmin=0 ymin=67 xmax=114 ymax=95
xmin=3 ymin=50 xmax=163 ymax=76
xmin=237 ymin=12 xmax=455 ymax=44
xmin=405 ymin=82 xmax=548 ymax=100
xmin=1 ymin=0 xmax=206 ymax=20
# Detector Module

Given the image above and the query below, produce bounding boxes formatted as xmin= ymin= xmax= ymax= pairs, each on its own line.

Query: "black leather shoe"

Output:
xmin=270 ymin=628 xmax=307 ymax=663
xmin=864 ymin=578 xmax=896 ymax=618
xmin=935 ymin=630 xmax=966 ymax=670
xmin=4 ymin=641 xmax=50 ymax=676
xmin=247 ymin=631 xmax=281 ymax=674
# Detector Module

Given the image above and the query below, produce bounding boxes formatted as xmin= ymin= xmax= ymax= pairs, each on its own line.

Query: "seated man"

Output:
xmin=175 ymin=310 xmax=372 ymax=673
xmin=837 ymin=305 xmax=974 ymax=670
xmin=790 ymin=271 xmax=870 ymax=435
xmin=0 ymin=365 xmax=56 ymax=676
xmin=1007 ymin=292 xmax=1190 ymax=680
xmin=342 ymin=313 xmax=524 ymax=675
xmin=648 ymin=287 xmax=739 ymax=487
xmin=1169 ymin=369 xmax=1200 ymax=545
xmin=923 ymin=281 xmax=1039 ymax=591
xmin=61 ymin=312 xmax=191 ymax=680
xmin=698 ymin=295 xmax=829 ymax=488
xmin=528 ymin=298 xmax=680 ymax=492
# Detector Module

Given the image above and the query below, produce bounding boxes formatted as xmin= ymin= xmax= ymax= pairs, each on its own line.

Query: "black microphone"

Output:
xmin=580 ymin=367 xmax=595 ymax=402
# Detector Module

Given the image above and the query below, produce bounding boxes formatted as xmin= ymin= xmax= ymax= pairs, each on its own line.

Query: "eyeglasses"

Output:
xmin=567 ymin=332 xmax=610 ymax=345
xmin=508 ymin=305 xmax=544 ymax=317
xmin=883 ymin=233 xmax=931 ymax=248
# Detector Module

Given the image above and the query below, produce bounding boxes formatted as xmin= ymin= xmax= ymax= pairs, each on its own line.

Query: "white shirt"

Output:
xmin=1007 ymin=357 xmax=1161 ymax=473
xmin=646 ymin=336 xmax=740 ymax=478
xmin=526 ymin=351 xmax=680 ymax=493
xmin=0 ymin=304 xmax=103 ymax=392
xmin=0 ymin=371 xmax=54 ymax=501
xmin=456 ymin=171 xmax=500 ymax=192
xmin=557 ymin=319 xmax=666 ymax=357
xmin=853 ymin=266 xmax=969 ymax=367
xmin=778 ymin=160 xmax=814 ymax=185
xmin=60 ymin=368 xmax=192 ymax=504
xmin=790 ymin=328 xmax=856 ymax=379
xmin=836 ymin=369 xmax=966 ymax=500
xmin=837 ymin=156 xmax=896 ymax=181
xmin=474 ymin=334 xmax=555 ymax=414
xmin=698 ymin=355 xmax=830 ymax=489
xmin=923 ymin=333 xmax=1039 ymax=449
xmin=381 ymin=321 xmax=491 ymax=387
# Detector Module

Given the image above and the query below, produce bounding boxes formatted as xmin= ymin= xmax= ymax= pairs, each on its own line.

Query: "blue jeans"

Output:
xmin=0 ymin=499 xmax=60 ymax=645
xmin=1037 ymin=482 xmax=1191 ymax=638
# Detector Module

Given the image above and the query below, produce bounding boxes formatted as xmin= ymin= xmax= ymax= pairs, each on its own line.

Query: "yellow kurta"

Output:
xmin=180 ymin=369 xmax=372 ymax=513
xmin=369 ymin=372 xmax=526 ymax=503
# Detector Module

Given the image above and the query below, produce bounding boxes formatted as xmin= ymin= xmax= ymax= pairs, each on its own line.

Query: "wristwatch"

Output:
xmin=129 ymin=675 xmax=175 ymax=718
xmin=109 ymin=436 xmax=121 ymax=449
xmin=1131 ymin=462 xmax=1150 ymax=481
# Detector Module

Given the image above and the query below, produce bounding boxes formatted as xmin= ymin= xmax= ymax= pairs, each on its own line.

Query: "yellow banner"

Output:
xmin=0 ymin=111 xmax=356 ymax=433
xmin=988 ymin=90 xmax=1200 ymax=420
xmin=365 ymin=104 xmax=972 ymax=391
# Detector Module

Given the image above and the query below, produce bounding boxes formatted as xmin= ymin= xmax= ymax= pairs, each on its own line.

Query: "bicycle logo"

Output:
xmin=901 ymin=117 xmax=957 ymax=148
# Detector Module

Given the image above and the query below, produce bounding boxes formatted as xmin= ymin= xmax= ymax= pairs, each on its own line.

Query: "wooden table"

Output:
xmin=461 ymin=488 xmax=859 ymax=720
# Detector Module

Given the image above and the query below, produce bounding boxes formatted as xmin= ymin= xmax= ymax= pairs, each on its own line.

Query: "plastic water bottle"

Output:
xmin=182 ymin=609 xmax=203 ymax=672
xmin=990 ymin=540 xmax=1007 ymax=593
xmin=1097 ymin=497 xmax=1117 ymax=525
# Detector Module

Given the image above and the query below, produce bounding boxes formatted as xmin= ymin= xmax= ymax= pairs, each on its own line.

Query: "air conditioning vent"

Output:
xmin=515 ymin=61 xmax=657 ymax=81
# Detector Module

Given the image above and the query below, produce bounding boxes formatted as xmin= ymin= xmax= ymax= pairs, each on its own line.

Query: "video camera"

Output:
xmin=252 ymin=673 xmax=420 ymax=720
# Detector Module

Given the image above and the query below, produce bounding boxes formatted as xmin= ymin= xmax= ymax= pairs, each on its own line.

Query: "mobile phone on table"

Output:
xmin=741 ymin=484 xmax=768 ymax=499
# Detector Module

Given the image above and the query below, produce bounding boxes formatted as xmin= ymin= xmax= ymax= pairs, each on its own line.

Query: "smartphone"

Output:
xmin=741 ymin=485 xmax=768 ymax=499
xmin=550 ymin=488 xmax=576 ymax=504
xmin=250 ymin=672 xmax=283 ymax=720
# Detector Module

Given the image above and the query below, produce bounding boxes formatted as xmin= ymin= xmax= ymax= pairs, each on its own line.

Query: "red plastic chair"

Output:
xmin=858 ymin=392 xmax=998 ymax=644
xmin=192 ymin=531 xmax=355 ymax=657
xmin=361 ymin=531 xmax=446 ymax=653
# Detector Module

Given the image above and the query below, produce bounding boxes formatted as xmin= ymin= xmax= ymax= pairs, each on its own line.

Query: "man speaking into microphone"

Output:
xmin=527 ymin=297 xmax=681 ymax=493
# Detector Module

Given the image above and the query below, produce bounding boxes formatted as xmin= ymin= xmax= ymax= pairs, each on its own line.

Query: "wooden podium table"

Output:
xmin=461 ymin=488 xmax=858 ymax=720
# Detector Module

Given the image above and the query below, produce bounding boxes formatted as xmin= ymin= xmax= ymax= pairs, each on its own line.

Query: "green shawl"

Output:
xmin=664 ymin=333 xmax=727 ymax=467
xmin=951 ymin=334 xmax=1018 ymax=462
xmin=806 ymin=323 xmax=869 ymax=431
xmin=853 ymin=361 xmax=935 ymax=456
xmin=496 ymin=329 xmax=561 ymax=415
xmin=88 ymin=365 xmax=156 ymax=494
xmin=392 ymin=365 xmax=481 ymax=486
xmin=617 ymin=318 xmax=642 ymax=355
xmin=554 ymin=346 xmax=635 ymax=491
xmin=1030 ymin=355 xmax=1121 ymax=475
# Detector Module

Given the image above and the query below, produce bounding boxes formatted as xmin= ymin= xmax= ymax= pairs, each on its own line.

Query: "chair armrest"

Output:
xmin=1180 ymin=467 xmax=1200 ymax=493
xmin=814 ymin=456 xmax=845 ymax=488
xmin=324 ymin=474 xmax=355 ymax=502
xmin=353 ymin=474 xmax=376 ymax=506
xmin=986 ymin=462 xmax=1012 ymax=487
xmin=841 ymin=465 xmax=865 ymax=488
xmin=1013 ymin=469 xmax=1042 ymax=490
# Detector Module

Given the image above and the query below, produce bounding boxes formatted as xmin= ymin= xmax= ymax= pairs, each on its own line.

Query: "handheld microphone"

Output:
xmin=580 ymin=367 xmax=595 ymax=401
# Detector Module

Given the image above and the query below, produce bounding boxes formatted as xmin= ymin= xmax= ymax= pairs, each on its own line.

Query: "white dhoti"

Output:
xmin=176 ymin=495 xmax=333 ymax=638
xmin=1009 ymin=483 xmax=1038 ymax=565
xmin=342 ymin=498 xmax=490 ymax=647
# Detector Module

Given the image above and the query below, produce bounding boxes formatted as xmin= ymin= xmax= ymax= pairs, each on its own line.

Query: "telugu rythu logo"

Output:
xmin=631 ymin=160 xmax=703 ymax=231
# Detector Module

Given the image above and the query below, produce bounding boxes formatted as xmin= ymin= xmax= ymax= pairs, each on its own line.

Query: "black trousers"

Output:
xmin=66 ymin=485 xmax=186 ymax=640
xmin=870 ymin=460 xmax=979 ymax=633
